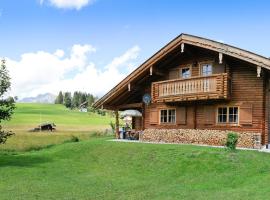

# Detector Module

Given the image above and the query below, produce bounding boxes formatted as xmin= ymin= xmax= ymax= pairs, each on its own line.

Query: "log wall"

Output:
xmin=144 ymin=58 xmax=268 ymax=145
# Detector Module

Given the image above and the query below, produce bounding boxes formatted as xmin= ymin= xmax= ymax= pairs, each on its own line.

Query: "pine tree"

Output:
xmin=58 ymin=91 xmax=64 ymax=104
xmin=55 ymin=91 xmax=64 ymax=104
xmin=63 ymin=92 xmax=72 ymax=108
xmin=0 ymin=59 xmax=15 ymax=144
xmin=80 ymin=93 xmax=87 ymax=105
xmin=87 ymin=94 xmax=95 ymax=106
xmin=72 ymin=91 xmax=80 ymax=108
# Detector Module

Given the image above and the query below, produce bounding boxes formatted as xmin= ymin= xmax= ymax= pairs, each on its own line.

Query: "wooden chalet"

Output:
xmin=93 ymin=34 xmax=270 ymax=148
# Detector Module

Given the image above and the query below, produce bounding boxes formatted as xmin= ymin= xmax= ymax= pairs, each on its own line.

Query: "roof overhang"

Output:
xmin=94 ymin=33 xmax=270 ymax=109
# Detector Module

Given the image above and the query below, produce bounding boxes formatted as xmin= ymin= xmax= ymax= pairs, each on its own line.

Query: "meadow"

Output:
xmin=1 ymin=103 xmax=270 ymax=199
xmin=1 ymin=103 xmax=113 ymax=151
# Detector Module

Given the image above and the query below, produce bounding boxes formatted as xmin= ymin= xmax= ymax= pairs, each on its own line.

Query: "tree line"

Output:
xmin=55 ymin=91 xmax=97 ymax=109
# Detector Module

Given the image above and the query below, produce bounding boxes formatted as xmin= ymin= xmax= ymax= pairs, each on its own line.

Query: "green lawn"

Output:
xmin=1 ymin=103 xmax=270 ymax=199
xmin=1 ymin=103 xmax=114 ymax=151
xmin=1 ymin=137 xmax=270 ymax=199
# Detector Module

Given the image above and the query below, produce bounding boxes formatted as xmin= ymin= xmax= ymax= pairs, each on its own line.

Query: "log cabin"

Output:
xmin=93 ymin=33 xmax=270 ymax=149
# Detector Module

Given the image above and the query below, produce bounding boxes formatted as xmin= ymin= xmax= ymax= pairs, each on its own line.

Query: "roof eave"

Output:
xmin=93 ymin=33 xmax=270 ymax=109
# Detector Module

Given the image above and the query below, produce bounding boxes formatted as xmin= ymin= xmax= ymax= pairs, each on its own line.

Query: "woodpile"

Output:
xmin=140 ymin=129 xmax=261 ymax=149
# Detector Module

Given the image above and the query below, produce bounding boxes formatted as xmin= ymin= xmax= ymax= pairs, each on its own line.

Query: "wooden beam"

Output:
xmin=116 ymin=103 xmax=143 ymax=110
xmin=108 ymin=86 xmax=140 ymax=106
xmin=115 ymin=110 xmax=120 ymax=139
xmin=154 ymin=70 xmax=165 ymax=76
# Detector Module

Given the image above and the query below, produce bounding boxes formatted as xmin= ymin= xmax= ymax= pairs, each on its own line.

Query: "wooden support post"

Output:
xmin=115 ymin=110 xmax=120 ymax=139
xmin=150 ymin=66 xmax=153 ymax=76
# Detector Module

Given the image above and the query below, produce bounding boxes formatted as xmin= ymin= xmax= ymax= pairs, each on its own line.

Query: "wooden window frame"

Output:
xmin=199 ymin=60 xmax=214 ymax=76
xmin=168 ymin=64 xmax=192 ymax=79
xmin=179 ymin=64 xmax=192 ymax=79
xmin=179 ymin=66 xmax=192 ymax=79
xmin=159 ymin=108 xmax=176 ymax=125
xmin=216 ymin=106 xmax=239 ymax=125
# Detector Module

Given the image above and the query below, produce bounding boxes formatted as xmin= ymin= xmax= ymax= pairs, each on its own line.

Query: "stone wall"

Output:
xmin=140 ymin=129 xmax=262 ymax=149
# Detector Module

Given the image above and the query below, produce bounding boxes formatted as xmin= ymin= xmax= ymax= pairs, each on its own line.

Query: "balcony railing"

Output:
xmin=151 ymin=73 xmax=230 ymax=103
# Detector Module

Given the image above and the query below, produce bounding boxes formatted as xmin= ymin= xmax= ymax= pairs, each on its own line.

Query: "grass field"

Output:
xmin=1 ymin=103 xmax=114 ymax=151
xmin=1 ymin=103 xmax=270 ymax=199
xmin=1 ymin=137 xmax=270 ymax=199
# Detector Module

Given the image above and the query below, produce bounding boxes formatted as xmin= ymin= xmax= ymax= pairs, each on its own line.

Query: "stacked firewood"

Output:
xmin=140 ymin=129 xmax=261 ymax=149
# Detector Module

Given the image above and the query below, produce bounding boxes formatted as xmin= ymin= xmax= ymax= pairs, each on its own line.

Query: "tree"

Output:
xmin=80 ymin=93 xmax=87 ymax=105
xmin=0 ymin=59 xmax=15 ymax=144
xmin=63 ymin=92 xmax=72 ymax=108
xmin=87 ymin=94 xmax=95 ymax=106
xmin=55 ymin=91 xmax=64 ymax=104
xmin=72 ymin=91 xmax=80 ymax=108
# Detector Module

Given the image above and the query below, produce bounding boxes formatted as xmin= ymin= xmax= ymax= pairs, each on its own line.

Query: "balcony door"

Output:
xmin=201 ymin=64 xmax=213 ymax=92
xmin=201 ymin=64 xmax=213 ymax=76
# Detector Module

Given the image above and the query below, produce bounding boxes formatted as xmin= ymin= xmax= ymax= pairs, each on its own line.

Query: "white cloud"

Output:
xmin=5 ymin=45 xmax=140 ymax=99
xmin=40 ymin=0 xmax=94 ymax=10
xmin=54 ymin=49 xmax=65 ymax=58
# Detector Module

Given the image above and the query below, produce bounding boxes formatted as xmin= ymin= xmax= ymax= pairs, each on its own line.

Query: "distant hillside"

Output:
xmin=18 ymin=93 xmax=56 ymax=104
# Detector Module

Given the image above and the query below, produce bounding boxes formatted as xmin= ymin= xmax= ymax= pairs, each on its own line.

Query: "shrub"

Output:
xmin=87 ymin=106 xmax=96 ymax=113
xmin=90 ymin=130 xmax=113 ymax=137
xmin=70 ymin=135 xmax=80 ymax=143
xmin=226 ymin=132 xmax=238 ymax=150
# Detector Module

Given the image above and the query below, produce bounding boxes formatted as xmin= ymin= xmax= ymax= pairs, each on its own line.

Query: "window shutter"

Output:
xmin=240 ymin=104 xmax=252 ymax=125
xmin=176 ymin=107 xmax=186 ymax=125
xmin=204 ymin=106 xmax=215 ymax=125
xmin=149 ymin=109 xmax=158 ymax=125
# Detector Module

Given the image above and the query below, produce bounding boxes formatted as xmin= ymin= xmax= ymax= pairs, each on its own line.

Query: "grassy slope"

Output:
xmin=1 ymin=138 xmax=270 ymax=200
xmin=3 ymin=103 xmax=112 ymax=127
xmin=1 ymin=103 xmax=113 ymax=151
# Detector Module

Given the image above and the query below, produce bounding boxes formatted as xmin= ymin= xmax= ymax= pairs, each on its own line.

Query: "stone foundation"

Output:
xmin=140 ymin=129 xmax=262 ymax=149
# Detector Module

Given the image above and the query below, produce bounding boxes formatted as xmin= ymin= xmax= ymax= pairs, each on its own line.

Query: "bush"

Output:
xmin=70 ymin=135 xmax=80 ymax=143
xmin=87 ymin=106 xmax=96 ymax=113
xmin=226 ymin=132 xmax=238 ymax=150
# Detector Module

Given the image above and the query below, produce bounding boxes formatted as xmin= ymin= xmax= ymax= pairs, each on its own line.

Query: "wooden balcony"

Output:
xmin=151 ymin=73 xmax=230 ymax=103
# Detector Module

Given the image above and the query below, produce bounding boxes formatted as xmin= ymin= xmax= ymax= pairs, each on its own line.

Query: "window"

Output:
xmin=160 ymin=110 xmax=168 ymax=123
xmin=181 ymin=68 xmax=190 ymax=78
xmin=229 ymin=107 xmax=238 ymax=123
xmin=217 ymin=107 xmax=238 ymax=124
xmin=201 ymin=64 xmax=212 ymax=76
xmin=218 ymin=107 xmax=227 ymax=123
xmin=160 ymin=109 xmax=176 ymax=124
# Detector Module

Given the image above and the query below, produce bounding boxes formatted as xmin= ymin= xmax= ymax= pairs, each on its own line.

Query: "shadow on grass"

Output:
xmin=0 ymin=153 xmax=52 ymax=168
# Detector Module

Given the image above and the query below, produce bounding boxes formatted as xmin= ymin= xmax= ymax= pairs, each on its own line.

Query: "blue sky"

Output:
xmin=1 ymin=0 xmax=270 ymax=98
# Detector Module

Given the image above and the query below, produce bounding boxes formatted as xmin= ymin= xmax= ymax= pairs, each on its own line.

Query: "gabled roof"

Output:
xmin=94 ymin=33 xmax=270 ymax=109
